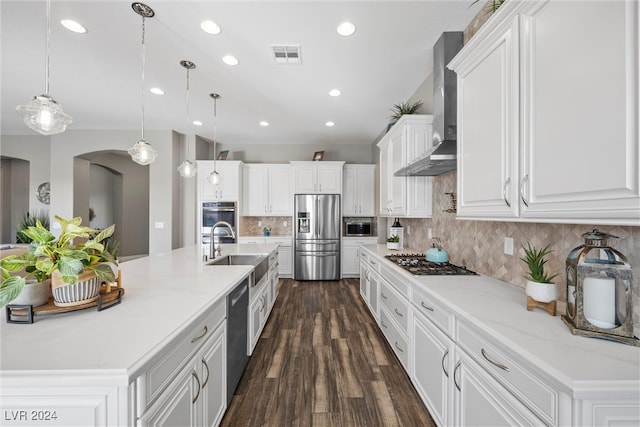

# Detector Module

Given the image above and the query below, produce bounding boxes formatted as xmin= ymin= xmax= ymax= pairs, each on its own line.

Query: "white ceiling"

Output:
xmin=1 ymin=1 xmax=481 ymax=146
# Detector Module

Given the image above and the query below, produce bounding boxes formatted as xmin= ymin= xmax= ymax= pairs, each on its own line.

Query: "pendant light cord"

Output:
xmin=213 ymin=97 xmax=217 ymax=170
xmin=186 ymin=67 xmax=190 ymax=159
xmin=140 ymin=16 xmax=146 ymax=142
xmin=44 ymin=0 xmax=51 ymax=95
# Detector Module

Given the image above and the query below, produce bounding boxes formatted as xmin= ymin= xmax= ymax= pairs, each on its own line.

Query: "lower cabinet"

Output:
xmin=342 ymin=237 xmax=378 ymax=277
xmin=358 ymin=251 xmax=379 ymax=321
xmin=139 ymin=322 xmax=226 ymax=427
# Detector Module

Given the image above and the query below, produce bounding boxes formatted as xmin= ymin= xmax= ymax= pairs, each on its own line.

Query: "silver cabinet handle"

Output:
xmin=381 ymin=292 xmax=388 ymax=300
xmin=481 ymin=348 xmax=509 ymax=371
xmin=192 ymin=371 xmax=201 ymax=404
xmin=520 ymin=174 xmax=529 ymax=207
xmin=503 ymin=177 xmax=511 ymax=208
xmin=394 ymin=341 xmax=404 ymax=353
xmin=453 ymin=361 xmax=461 ymax=392
xmin=370 ymin=260 xmax=377 ymax=265
xmin=191 ymin=325 xmax=208 ymax=343
xmin=441 ymin=349 xmax=449 ymax=378
xmin=270 ymin=205 xmax=272 ymax=213
xmin=381 ymin=320 xmax=388 ymax=329
xmin=394 ymin=308 xmax=404 ymax=317
xmin=421 ymin=301 xmax=434 ymax=312
xmin=202 ymin=359 xmax=210 ymax=387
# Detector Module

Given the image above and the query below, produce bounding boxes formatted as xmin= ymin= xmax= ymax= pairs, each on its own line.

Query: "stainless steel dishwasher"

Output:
xmin=226 ymin=277 xmax=249 ymax=404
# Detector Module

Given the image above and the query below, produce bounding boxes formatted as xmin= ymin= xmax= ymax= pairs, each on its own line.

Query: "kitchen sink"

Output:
xmin=206 ymin=254 xmax=269 ymax=284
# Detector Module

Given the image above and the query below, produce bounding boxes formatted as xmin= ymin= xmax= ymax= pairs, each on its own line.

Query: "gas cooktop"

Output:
xmin=385 ymin=253 xmax=477 ymax=276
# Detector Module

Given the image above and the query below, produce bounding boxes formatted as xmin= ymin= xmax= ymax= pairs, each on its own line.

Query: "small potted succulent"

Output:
xmin=520 ymin=243 xmax=558 ymax=303
xmin=263 ymin=226 xmax=271 ymax=237
xmin=0 ymin=215 xmax=118 ymax=308
xmin=387 ymin=234 xmax=400 ymax=250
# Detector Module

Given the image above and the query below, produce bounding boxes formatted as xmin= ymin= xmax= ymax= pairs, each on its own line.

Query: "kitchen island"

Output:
xmin=360 ymin=244 xmax=640 ymax=427
xmin=0 ymin=243 xmax=278 ymax=426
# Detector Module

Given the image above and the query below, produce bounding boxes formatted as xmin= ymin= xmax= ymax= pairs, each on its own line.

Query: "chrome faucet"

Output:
xmin=210 ymin=221 xmax=236 ymax=259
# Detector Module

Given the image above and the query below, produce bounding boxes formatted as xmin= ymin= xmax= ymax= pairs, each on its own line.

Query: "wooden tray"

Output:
xmin=5 ymin=271 xmax=125 ymax=324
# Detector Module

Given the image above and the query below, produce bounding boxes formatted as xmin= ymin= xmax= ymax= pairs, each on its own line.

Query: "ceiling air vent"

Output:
xmin=270 ymin=45 xmax=302 ymax=64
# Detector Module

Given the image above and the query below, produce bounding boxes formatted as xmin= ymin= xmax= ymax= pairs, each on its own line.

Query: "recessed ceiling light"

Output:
xmin=150 ymin=87 xmax=165 ymax=95
xmin=200 ymin=20 xmax=221 ymax=35
xmin=222 ymin=55 xmax=239 ymax=66
xmin=60 ymin=19 xmax=87 ymax=34
xmin=329 ymin=89 xmax=341 ymax=97
xmin=259 ymin=121 xmax=269 ymax=127
xmin=337 ymin=22 xmax=356 ymax=37
xmin=193 ymin=120 xmax=203 ymax=126
xmin=325 ymin=121 xmax=335 ymax=127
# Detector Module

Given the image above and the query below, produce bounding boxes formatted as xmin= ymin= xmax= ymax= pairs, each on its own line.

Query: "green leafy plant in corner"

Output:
xmin=387 ymin=235 xmax=400 ymax=243
xmin=16 ymin=210 xmax=50 ymax=243
xmin=389 ymin=100 xmax=423 ymax=123
xmin=0 ymin=215 xmax=118 ymax=308
xmin=520 ymin=243 xmax=558 ymax=284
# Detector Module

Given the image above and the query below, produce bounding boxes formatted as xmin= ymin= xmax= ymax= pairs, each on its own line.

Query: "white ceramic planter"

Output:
xmin=525 ymin=280 xmax=558 ymax=303
xmin=12 ymin=279 xmax=50 ymax=307
xmin=387 ymin=242 xmax=399 ymax=250
xmin=51 ymin=270 xmax=101 ymax=307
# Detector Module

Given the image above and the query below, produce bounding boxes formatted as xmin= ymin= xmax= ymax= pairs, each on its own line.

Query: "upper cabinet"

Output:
xmin=343 ymin=164 xmax=376 ymax=217
xmin=243 ymin=164 xmax=293 ymax=216
xmin=197 ymin=160 xmax=242 ymax=202
xmin=450 ymin=0 xmax=640 ymax=226
xmin=377 ymin=115 xmax=433 ymax=218
xmin=290 ymin=161 xmax=344 ymax=194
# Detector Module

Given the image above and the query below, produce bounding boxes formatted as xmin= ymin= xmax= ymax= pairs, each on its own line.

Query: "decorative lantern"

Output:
xmin=390 ymin=218 xmax=404 ymax=250
xmin=563 ymin=229 xmax=638 ymax=346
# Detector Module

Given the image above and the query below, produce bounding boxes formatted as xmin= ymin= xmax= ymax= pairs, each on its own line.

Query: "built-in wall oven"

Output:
xmin=202 ymin=201 xmax=237 ymax=245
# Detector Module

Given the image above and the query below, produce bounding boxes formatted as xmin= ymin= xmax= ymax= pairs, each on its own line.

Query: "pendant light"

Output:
xmin=177 ymin=60 xmax=197 ymax=178
xmin=16 ymin=0 xmax=72 ymax=135
xmin=207 ymin=93 xmax=222 ymax=185
xmin=128 ymin=2 xmax=158 ymax=166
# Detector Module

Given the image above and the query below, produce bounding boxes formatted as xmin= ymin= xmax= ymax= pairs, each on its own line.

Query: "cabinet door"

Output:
xmin=276 ymin=245 xmax=292 ymax=277
xmin=293 ymin=164 xmax=316 ymax=193
xmin=140 ymin=359 xmax=199 ymax=427
xmin=412 ymin=312 xmax=454 ymax=427
xmin=519 ymin=1 xmax=640 ymax=225
xmin=453 ymin=351 xmax=542 ymax=427
xmin=367 ymin=269 xmax=379 ymax=321
xmin=389 ymin=130 xmax=407 ymax=216
xmin=316 ymin=164 xmax=342 ymax=193
xmin=200 ymin=325 xmax=226 ymax=427
xmin=406 ymin=176 xmax=432 ymax=217
xmin=343 ymin=166 xmax=359 ymax=215
xmin=406 ymin=121 xmax=433 ymax=163
xmin=359 ymin=261 xmax=369 ymax=301
xmin=216 ymin=162 xmax=240 ymax=201
xmin=198 ymin=161 xmax=218 ymax=201
xmin=357 ymin=166 xmax=376 ymax=216
xmin=341 ymin=243 xmax=360 ymax=277
xmin=243 ymin=165 xmax=268 ymax=215
xmin=379 ymin=141 xmax=391 ymax=216
xmin=268 ymin=166 xmax=293 ymax=215
xmin=453 ymin=18 xmax=520 ymax=219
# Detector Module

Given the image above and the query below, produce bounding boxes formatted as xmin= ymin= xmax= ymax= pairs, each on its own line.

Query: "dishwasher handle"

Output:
xmin=230 ymin=283 xmax=248 ymax=306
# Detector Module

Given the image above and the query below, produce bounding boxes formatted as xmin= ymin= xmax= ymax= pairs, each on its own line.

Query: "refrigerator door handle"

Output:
xmin=298 ymin=252 xmax=337 ymax=257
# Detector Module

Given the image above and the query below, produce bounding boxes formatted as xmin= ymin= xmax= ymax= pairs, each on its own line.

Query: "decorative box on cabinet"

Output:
xmin=197 ymin=161 xmax=242 ymax=202
xmin=449 ymin=0 xmax=640 ymax=225
xmin=377 ymin=115 xmax=433 ymax=217
xmin=242 ymin=164 xmax=292 ymax=216
xmin=290 ymin=161 xmax=344 ymax=194
xmin=343 ymin=164 xmax=376 ymax=216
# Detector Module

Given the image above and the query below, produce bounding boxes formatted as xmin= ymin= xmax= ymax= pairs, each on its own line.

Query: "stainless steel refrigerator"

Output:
xmin=294 ymin=194 xmax=341 ymax=280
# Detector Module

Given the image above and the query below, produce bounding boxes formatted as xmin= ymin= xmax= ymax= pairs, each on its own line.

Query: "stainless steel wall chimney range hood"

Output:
xmin=395 ymin=32 xmax=463 ymax=176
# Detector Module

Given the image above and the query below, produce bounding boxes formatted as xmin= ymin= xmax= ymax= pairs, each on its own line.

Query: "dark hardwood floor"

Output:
xmin=221 ymin=278 xmax=436 ymax=427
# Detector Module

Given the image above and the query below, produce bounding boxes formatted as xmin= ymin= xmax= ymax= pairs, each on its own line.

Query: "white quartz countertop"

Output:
xmin=0 ymin=244 xmax=277 ymax=375
xmin=362 ymin=244 xmax=640 ymax=393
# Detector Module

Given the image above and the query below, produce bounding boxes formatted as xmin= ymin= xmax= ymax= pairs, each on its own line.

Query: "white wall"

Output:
xmin=89 ymin=164 xmax=116 ymax=230
xmin=214 ymin=143 xmax=375 ymax=164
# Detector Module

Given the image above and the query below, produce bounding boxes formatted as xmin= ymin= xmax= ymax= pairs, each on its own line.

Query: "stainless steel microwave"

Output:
xmin=345 ymin=220 xmax=372 ymax=237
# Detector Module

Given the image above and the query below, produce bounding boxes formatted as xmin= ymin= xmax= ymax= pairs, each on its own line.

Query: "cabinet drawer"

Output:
xmin=361 ymin=251 xmax=381 ymax=273
xmin=379 ymin=306 xmax=409 ymax=369
xmin=136 ymin=299 xmax=226 ymax=414
xmin=457 ymin=320 xmax=558 ymax=425
xmin=379 ymin=280 xmax=409 ymax=333
xmin=380 ymin=263 xmax=409 ymax=297
xmin=268 ymin=250 xmax=278 ymax=265
xmin=412 ymin=286 xmax=454 ymax=338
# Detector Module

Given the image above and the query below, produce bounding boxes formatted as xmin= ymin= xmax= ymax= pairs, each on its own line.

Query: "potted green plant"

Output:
xmin=520 ymin=243 xmax=558 ymax=303
xmin=388 ymin=100 xmax=423 ymax=130
xmin=0 ymin=215 xmax=118 ymax=308
xmin=15 ymin=210 xmax=50 ymax=244
xmin=263 ymin=226 xmax=271 ymax=237
xmin=387 ymin=234 xmax=400 ymax=250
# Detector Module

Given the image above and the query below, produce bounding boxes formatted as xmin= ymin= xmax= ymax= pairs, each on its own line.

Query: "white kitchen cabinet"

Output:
xmin=450 ymin=0 xmax=640 ymax=226
xmin=265 ymin=236 xmax=292 ymax=278
xmin=342 ymin=237 xmax=378 ymax=277
xmin=359 ymin=249 xmax=380 ymax=321
xmin=199 ymin=325 xmax=227 ymax=427
xmin=343 ymin=164 xmax=376 ymax=216
xmin=290 ymin=161 xmax=344 ymax=194
xmin=242 ymin=164 xmax=292 ymax=216
xmin=249 ymin=280 xmax=269 ymax=354
xmin=197 ymin=161 xmax=242 ymax=202
xmin=377 ymin=115 xmax=433 ymax=217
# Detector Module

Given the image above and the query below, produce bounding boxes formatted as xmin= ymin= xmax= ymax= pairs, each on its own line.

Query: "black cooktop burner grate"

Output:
xmin=385 ymin=253 xmax=477 ymax=276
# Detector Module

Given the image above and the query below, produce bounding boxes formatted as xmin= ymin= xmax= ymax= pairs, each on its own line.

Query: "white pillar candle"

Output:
xmin=583 ymin=277 xmax=617 ymax=329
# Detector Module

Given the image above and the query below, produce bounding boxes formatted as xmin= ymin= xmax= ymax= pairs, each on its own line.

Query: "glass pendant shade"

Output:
xmin=128 ymin=139 xmax=158 ymax=165
xmin=16 ymin=94 xmax=72 ymax=135
xmin=178 ymin=159 xmax=197 ymax=178
xmin=207 ymin=170 xmax=222 ymax=185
